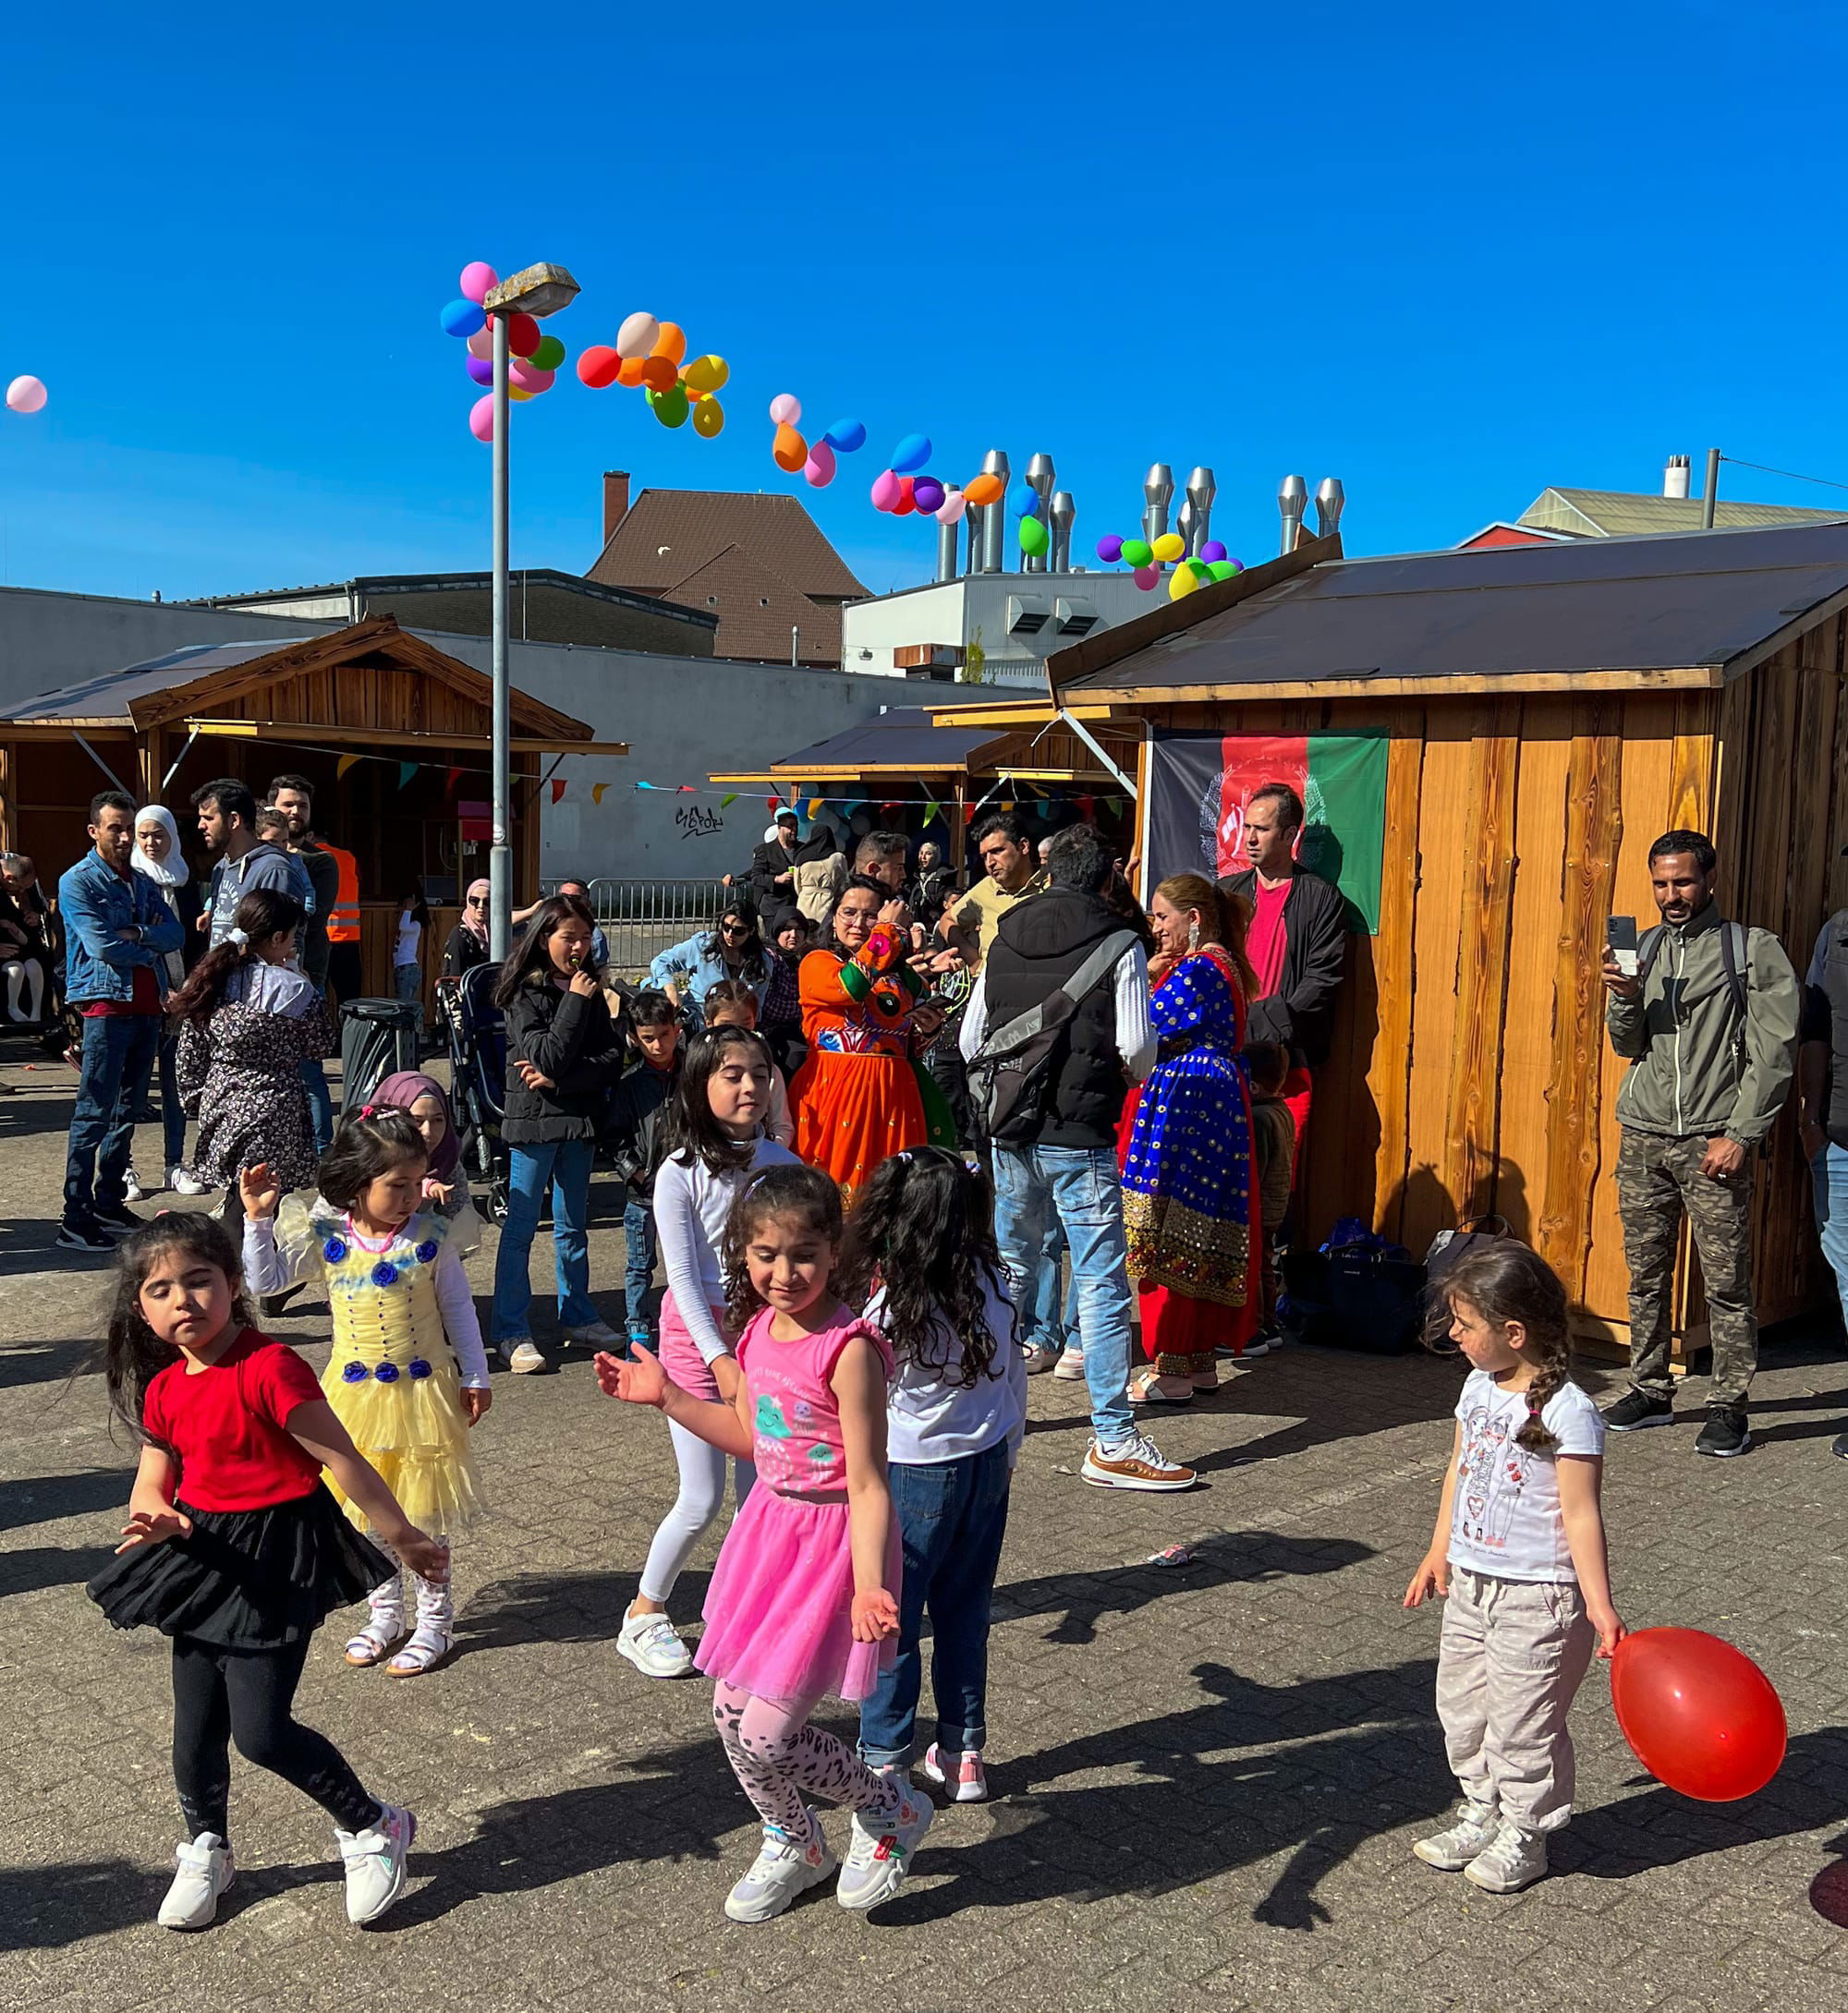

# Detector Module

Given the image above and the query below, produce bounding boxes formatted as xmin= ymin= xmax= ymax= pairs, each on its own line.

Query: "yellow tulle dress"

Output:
xmin=273 ymin=1196 xmax=484 ymax=1538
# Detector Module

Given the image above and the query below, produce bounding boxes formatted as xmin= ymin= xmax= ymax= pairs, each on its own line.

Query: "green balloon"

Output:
xmin=1120 ymin=537 xmax=1153 ymax=568
xmin=1018 ymin=515 xmax=1049 ymax=557
xmin=648 ymin=382 xmax=689 ymax=428
xmin=1185 ymin=557 xmax=1210 ymax=580
xmin=530 ymin=333 xmax=566 ymax=371
xmin=1206 ymin=560 xmax=1237 ymax=581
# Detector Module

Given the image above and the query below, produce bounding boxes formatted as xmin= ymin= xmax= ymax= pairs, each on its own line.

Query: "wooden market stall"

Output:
xmin=940 ymin=520 xmax=1848 ymax=1352
xmin=0 ymin=616 xmax=625 ymax=1005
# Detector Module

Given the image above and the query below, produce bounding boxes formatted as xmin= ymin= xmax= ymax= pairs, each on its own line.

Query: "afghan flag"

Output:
xmin=1145 ymin=729 xmax=1389 ymax=931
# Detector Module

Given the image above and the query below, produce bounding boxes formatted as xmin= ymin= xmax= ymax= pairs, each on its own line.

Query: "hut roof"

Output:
xmin=711 ymin=708 xmax=1006 ymax=782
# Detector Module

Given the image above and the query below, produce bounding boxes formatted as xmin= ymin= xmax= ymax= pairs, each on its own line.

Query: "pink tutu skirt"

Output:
xmin=696 ymin=1485 xmax=901 ymax=1704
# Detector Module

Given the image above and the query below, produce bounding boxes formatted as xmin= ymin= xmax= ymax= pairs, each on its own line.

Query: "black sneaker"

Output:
xmin=1695 ymin=1405 xmax=1752 ymax=1459
xmin=1831 ymin=1432 xmax=1848 ymax=1462
xmin=56 ymin=1219 xmax=116 ymax=1252
xmin=92 ymin=1202 xmax=145 ymax=1236
xmin=1602 ymin=1389 xmax=1674 ymax=1432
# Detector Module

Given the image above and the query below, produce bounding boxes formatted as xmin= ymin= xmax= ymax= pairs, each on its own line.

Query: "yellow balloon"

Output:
xmin=1168 ymin=564 xmax=1200 ymax=600
xmin=1152 ymin=531 xmax=1185 ymax=564
xmin=693 ymin=394 xmax=725 ymax=439
xmin=683 ymin=354 xmax=730 ymax=394
xmin=508 ymin=387 xmax=534 ymax=402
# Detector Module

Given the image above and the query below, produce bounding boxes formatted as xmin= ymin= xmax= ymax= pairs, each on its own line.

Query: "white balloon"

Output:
xmin=6 ymin=375 xmax=47 ymax=415
xmin=616 ymin=311 xmax=661 ymax=359
xmin=935 ymin=491 xmax=967 ymax=524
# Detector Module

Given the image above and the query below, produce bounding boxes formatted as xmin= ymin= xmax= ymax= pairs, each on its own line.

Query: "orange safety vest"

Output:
xmin=322 ymin=843 xmax=360 ymax=941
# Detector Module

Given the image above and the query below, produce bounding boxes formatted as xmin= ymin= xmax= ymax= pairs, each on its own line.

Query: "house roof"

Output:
xmin=189 ymin=569 xmax=717 ymax=633
xmin=1051 ymin=520 xmax=1848 ymax=704
xmin=711 ymin=708 xmax=1005 ymax=782
xmin=589 ymin=489 xmax=867 ymax=603
xmin=658 ymin=544 xmax=844 ymax=666
xmin=1518 ymin=487 xmax=1843 ymax=540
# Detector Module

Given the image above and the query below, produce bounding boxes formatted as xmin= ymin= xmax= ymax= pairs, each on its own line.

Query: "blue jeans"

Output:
xmin=1812 ymin=1144 xmax=1848 ymax=1335
xmin=300 ymin=1057 xmax=334 ymax=1156
xmin=394 ymin=961 xmax=422 ymax=1037
xmin=858 ymin=1442 xmax=1012 ymax=1769
xmin=492 ymin=1139 xmax=600 ymax=1342
xmin=624 ymin=1194 xmax=658 ymax=1331
xmin=156 ymin=1027 xmax=188 ymax=1170
xmin=992 ymin=1141 xmax=1135 ymax=1446
xmin=1025 ymin=1216 xmax=1069 ymax=1352
xmin=65 ymin=1013 xmax=160 ymax=1223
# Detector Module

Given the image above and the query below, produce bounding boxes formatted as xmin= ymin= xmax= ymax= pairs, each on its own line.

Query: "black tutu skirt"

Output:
xmin=86 ymin=1485 xmax=392 ymax=1650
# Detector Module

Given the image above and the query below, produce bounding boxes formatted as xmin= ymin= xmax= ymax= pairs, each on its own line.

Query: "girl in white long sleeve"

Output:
xmin=617 ymin=1026 xmax=797 ymax=1680
xmin=239 ymin=1108 xmax=492 ymax=1678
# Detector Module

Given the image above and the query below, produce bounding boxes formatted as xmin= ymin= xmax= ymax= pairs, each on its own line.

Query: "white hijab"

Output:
xmin=130 ymin=805 xmax=188 ymax=890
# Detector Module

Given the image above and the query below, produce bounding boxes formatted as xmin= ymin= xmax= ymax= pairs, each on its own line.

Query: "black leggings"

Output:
xmin=171 ymin=1634 xmax=379 ymax=1843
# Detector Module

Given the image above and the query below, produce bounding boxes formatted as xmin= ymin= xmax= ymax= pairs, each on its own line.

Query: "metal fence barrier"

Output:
xmin=541 ymin=878 xmax=730 ymax=977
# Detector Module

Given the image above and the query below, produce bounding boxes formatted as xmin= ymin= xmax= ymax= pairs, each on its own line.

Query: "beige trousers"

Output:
xmin=1436 ymin=1567 xmax=1596 ymax=1833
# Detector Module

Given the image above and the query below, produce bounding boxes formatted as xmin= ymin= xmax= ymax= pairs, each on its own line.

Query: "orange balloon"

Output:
xmin=651 ymin=321 xmax=687 ymax=365
xmin=772 ymin=423 xmax=808 ymax=473
xmin=964 ymin=472 xmax=1004 ymax=507
xmin=616 ymin=355 xmax=648 ymax=388
xmin=640 ymin=355 xmax=679 ymax=394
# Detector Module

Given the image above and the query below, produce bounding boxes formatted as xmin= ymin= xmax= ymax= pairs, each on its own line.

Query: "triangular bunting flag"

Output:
xmin=1105 ymin=795 xmax=1122 ymax=816
xmin=444 ymin=766 xmax=464 ymax=794
xmin=550 ymin=779 xmax=566 ymax=806
xmin=336 ymin=754 xmax=360 ymax=780
xmin=396 ymin=761 xmax=417 ymax=789
xmin=720 ymin=794 xmax=738 ymax=807
xmin=592 ymin=782 xmax=609 ymax=806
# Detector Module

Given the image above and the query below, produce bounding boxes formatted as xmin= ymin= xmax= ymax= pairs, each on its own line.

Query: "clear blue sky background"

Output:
xmin=4 ymin=3 xmax=1844 ymax=605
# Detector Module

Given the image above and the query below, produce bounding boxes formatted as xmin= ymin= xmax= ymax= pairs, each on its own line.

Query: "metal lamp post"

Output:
xmin=479 ymin=261 xmax=579 ymax=958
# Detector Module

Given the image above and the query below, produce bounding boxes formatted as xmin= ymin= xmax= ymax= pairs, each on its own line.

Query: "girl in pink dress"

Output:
xmin=600 ymin=1162 xmax=932 ymax=1924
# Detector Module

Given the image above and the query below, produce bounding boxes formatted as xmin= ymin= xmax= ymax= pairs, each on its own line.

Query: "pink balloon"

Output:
xmin=468 ymin=394 xmax=496 ymax=443
xmin=869 ymin=467 xmax=902 ymax=511
xmin=1133 ymin=564 xmax=1159 ymax=590
xmin=509 ymin=359 xmax=554 ymax=394
xmin=804 ymin=441 xmax=837 ymax=488
xmin=6 ymin=375 xmax=47 ymax=415
xmin=467 ymin=326 xmax=495 ymax=360
xmin=936 ymin=491 xmax=967 ymax=525
xmin=459 ymin=261 xmax=498 ymax=305
xmin=769 ymin=392 xmax=802 ymax=426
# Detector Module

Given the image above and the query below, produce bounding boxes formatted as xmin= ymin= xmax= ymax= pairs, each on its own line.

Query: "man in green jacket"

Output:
xmin=1600 ymin=829 xmax=1800 ymax=1458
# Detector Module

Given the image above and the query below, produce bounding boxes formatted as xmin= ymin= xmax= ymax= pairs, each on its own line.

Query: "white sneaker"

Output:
xmin=1081 ymin=1432 xmax=1197 ymax=1492
xmin=505 ymin=1340 xmax=546 ymax=1375
xmin=561 ymin=1318 xmax=622 ymax=1349
xmin=835 ymin=1787 xmax=933 ymax=1910
xmin=168 ymin=1167 xmax=207 ymax=1196
xmin=723 ymin=1817 xmax=837 ymax=1922
xmin=919 ymin=1743 xmax=988 ymax=1803
xmin=1052 ymin=1348 xmax=1087 ymax=1382
xmin=1465 ymin=1820 xmax=1549 ymax=1893
xmin=157 ymin=1832 xmax=234 ymax=1929
xmin=123 ymin=1168 xmax=146 ymax=1203
xmin=616 ymin=1609 xmax=694 ymax=1680
xmin=335 ymin=1802 xmax=416 ymax=1924
xmin=1412 ymin=1799 xmax=1500 ymax=1870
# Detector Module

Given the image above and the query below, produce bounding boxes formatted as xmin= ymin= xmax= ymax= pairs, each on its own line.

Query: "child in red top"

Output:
xmin=87 ymin=1213 xmax=447 ymax=1934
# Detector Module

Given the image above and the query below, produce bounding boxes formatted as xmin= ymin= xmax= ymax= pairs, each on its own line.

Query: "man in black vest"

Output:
xmin=960 ymin=826 xmax=1194 ymax=1492
xmin=1799 ymin=895 xmax=1848 ymax=1461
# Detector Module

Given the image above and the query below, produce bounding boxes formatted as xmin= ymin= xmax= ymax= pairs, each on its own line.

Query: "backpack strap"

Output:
xmin=974 ymin=929 xmax=1141 ymax=1061
xmin=1718 ymin=920 xmax=1749 ymax=1026
xmin=1636 ymin=924 xmax=1666 ymax=990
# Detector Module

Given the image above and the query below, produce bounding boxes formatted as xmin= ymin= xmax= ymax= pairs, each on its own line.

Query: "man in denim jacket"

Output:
xmin=57 ymin=792 xmax=184 ymax=1250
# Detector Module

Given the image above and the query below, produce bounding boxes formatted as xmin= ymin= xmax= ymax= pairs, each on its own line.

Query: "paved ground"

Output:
xmin=4 ymin=1051 xmax=1848 ymax=2012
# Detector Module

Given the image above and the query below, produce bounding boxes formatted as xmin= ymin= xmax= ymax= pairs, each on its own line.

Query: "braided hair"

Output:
xmin=1443 ymin=1243 xmax=1575 ymax=1452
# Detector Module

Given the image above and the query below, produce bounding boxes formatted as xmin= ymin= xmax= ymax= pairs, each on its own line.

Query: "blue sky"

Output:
xmin=3 ymin=3 xmax=1844 ymax=604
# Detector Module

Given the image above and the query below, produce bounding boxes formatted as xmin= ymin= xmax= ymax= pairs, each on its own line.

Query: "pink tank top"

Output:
xmin=736 ymin=1305 xmax=894 ymax=1495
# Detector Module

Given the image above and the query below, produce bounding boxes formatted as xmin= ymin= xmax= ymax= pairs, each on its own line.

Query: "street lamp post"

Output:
xmin=479 ymin=261 xmax=580 ymax=959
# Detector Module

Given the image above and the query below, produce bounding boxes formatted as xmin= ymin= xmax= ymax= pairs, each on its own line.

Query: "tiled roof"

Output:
xmin=655 ymin=545 xmax=843 ymax=665
xmin=589 ymin=489 xmax=867 ymax=602
xmin=1519 ymin=488 xmax=1844 ymax=539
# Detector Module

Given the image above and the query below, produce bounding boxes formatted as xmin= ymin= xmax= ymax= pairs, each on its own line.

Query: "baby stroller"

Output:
xmin=437 ymin=961 xmax=509 ymax=1222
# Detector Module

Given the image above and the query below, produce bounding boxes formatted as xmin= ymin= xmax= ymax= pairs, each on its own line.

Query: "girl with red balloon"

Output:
xmin=1404 ymin=1243 xmax=1625 ymax=1894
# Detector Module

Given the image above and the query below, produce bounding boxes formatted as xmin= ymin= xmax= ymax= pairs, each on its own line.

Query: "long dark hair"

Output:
xmin=492 ymin=891 xmax=600 ymax=1008
xmin=822 ymin=873 xmax=892 ymax=956
xmin=317 ymin=1108 xmax=427 ymax=1210
xmin=839 ymin=1146 xmax=1006 ymax=1389
xmin=721 ymin=1162 xmax=845 ymax=1335
xmin=662 ymin=1025 xmax=772 ymax=1176
xmin=167 ymin=887 xmax=303 ymax=1025
xmin=103 ymin=1214 xmax=253 ymax=1440
xmin=1442 ymin=1243 xmax=1577 ymax=1453
xmin=703 ymin=897 xmax=767 ymax=985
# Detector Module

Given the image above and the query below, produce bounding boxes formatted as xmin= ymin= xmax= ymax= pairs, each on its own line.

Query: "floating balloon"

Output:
xmin=440 ymin=297 xmax=485 ymax=340
xmin=936 ymin=490 xmax=967 ymax=524
xmin=640 ymin=355 xmax=679 ymax=393
xmin=682 ymin=354 xmax=729 ymax=394
xmin=1611 ymin=1629 xmax=1787 ymax=1801
xmin=509 ymin=359 xmax=554 ymax=394
xmin=616 ymin=312 xmax=661 ymax=358
xmin=1169 ymin=565 xmax=1200 ymax=601
xmin=1206 ymin=560 xmax=1240 ymax=582
xmin=647 ymin=382 xmax=690 ymax=428
xmin=772 ymin=422 xmax=808 ymax=472
xmin=912 ymin=476 xmax=945 ymax=515
xmin=692 ymin=394 xmax=725 ymax=439
xmin=891 ymin=432 xmax=931 ymax=474
xmin=617 ymin=355 xmax=649 ymax=388
xmin=869 ymin=467 xmax=903 ymax=511
xmin=1200 ymin=540 xmax=1228 ymax=564
xmin=651 ymin=321 xmax=687 ymax=366
xmin=467 ymin=325 xmax=495 ymax=360
xmin=1121 ymin=537 xmax=1154 ymax=568
xmin=578 ymin=346 xmax=623 ymax=389
xmin=529 ymin=334 xmax=566 ymax=372
xmin=467 ymin=356 xmax=494 ymax=387
xmin=459 ymin=261 xmax=498 ymax=305
xmin=823 ymin=418 xmax=867 ymax=453
xmin=1009 ymin=478 xmax=1040 ymax=517
xmin=1151 ymin=531 xmax=1185 ymax=564
xmin=769 ymin=392 xmax=802 ymax=426
xmin=893 ymin=478 xmax=917 ymax=517
xmin=1096 ymin=534 xmax=1125 ymax=564
xmin=1185 ymin=557 xmax=1210 ymax=580
xmin=505 ymin=312 xmax=541 ymax=359
xmin=468 ymin=394 xmax=496 ymax=443
xmin=508 ymin=386 xmax=534 ymax=402
xmin=1132 ymin=564 xmax=1159 ymax=590
xmin=1019 ymin=516 xmax=1050 ymax=558
xmin=963 ymin=471 xmax=1004 ymax=508
xmin=804 ymin=441 xmax=836 ymax=487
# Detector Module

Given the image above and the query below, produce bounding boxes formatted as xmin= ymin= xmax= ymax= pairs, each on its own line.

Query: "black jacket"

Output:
xmin=601 ymin=1057 xmax=679 ymax=1194
xmin=983 ymin=889 xmax=1134 ymax=1150
xmin=746 ymin=837 xmax=801 ymax=910
xmin=1217 ymin=867 xmax=1348 ymax=1068
xmin=501 ymin=976 xmax=627 ymax=1145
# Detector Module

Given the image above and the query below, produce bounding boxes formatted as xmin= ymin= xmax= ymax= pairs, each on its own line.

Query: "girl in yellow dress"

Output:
xmin=238 ymin=1108 xmax=491 ymax=1677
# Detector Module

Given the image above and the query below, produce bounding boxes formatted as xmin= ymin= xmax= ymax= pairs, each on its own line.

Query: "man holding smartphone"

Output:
xmin=1600 ymin=830 xmax=1799 ymax=1458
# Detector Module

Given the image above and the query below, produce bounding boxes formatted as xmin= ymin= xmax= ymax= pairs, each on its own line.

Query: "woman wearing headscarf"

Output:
xmin=441 ymin=878 xmax=494 ymax=980
xmin=369 ymin=1068 xmax=484 ymax=1247
xmin=126 ymin=806 xmax=207 ymax=1198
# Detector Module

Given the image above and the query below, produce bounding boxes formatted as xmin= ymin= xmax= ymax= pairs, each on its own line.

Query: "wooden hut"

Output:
xmin=0 ymin=616 xmax=624 ymax=1001
xmin=933 ymin=521 xmax=1848 ymax=1352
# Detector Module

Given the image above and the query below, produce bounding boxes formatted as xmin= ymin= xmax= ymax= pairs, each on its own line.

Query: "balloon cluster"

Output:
xmin=5 ymin=375 xmax=47 ymax=416
xmin=578 ymin=314 xmax=729 ymax=437
xmin=439 ymin=262 xmax=572 ymax=444
xmin=1095 ymin=530 xmax=1243 ymax=600
xmin=767 ymin=397 xmax=868 ymax=489
xmin=858 ymin=436 xmax=1022 ymax=532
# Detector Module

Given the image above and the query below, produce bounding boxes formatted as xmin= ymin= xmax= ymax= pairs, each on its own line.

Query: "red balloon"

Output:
xmin=892 ymin=476 xmax=917 ymax=517
xmin=577 ymin=345 xmax=623 ymax=389
xmin=505 ymin=312 xmax=541 ymax=359
xmin=1611 ymin=1628 xmax=1786 ymax=1801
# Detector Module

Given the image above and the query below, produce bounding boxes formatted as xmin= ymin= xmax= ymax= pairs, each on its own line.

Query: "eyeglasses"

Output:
xmin=720 ymin=921 xmax=750 ymax=938
xmin=465 ymin=897 xmax=487 ymax=908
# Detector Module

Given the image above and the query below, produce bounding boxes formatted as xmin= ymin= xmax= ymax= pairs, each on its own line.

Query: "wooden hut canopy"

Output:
xmin=709 ymin=705 xmax=1123 ymax=788
xmin=0 ymin=616 xmax=626 ymax=754
xmin=1041 ymin=519 xmax=1848 ymax=707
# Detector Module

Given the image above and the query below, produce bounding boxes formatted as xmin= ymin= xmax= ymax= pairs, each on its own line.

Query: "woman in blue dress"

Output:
xmin=1121 ymin=873 xmax=1258 ymax=1404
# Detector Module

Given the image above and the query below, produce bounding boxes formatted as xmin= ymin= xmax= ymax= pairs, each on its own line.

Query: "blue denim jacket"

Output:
xmin=58 ymin=850 xmax=185 ymax=1003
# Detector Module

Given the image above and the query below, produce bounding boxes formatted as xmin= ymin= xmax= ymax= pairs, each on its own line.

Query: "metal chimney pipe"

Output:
xmin=1314 ymin=477 xmax=1345 ymax=540
xmin=1176 ymin=498 xmax=1196 ymax=561
xmin=1050 ymin=491 xmax=1075 ymax=572
xmin=936 ymin=491 xmax=961 ymax=583
xmin=1142 ymin=463 xmax=1174 ymax=549
xmin=979 ymin=449 xmax=1010 ymax=574
xmin=1024 ymin=454 xmax=1056 ymax=574
xmin=965 ymin=507 xmax=980 ymax=576
xmin=1278 ymin=475 xmax=1308 ymax=555
xmin=1185 ymin=466 xmax=1216 ymax=556
xmin=1663 ymin=454 xmax=1692 ymax=500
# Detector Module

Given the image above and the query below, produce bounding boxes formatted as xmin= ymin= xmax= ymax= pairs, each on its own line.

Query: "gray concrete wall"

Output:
xmin=0 ymin=588 xmax=894 ymax=880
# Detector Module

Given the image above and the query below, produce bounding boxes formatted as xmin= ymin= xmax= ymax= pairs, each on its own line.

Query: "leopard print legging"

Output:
xmin=712 ymin=1681 xmax=903 ymax=1838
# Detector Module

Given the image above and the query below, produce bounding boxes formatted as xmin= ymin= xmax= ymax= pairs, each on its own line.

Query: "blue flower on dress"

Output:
xmin=407 ymin=1358 xmax=432 ymax=1379
xmin=374 ymin=1362 xmax=400 ymax=1384
xmin=323 ymin=1236 xmax=348 ymax=1262
xmin=371 ymin=1261 xmax=398 ymax=1288
xmin=415 ymin=1240 xmax=439 ymax=1266
xmin=341 ymin=1361 xmax=370 ymax=1383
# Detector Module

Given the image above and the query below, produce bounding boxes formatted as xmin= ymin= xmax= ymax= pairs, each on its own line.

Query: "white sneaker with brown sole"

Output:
xmin=1081 ymin=1433 xmax=1196 ymax=1491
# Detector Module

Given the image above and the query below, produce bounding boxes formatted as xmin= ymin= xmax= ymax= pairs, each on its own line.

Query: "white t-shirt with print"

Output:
xmin=1447 ymin=1369 xmax=1605 ymax=1583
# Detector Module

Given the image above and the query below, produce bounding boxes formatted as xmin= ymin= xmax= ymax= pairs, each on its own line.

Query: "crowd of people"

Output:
xmin=30 ymin=780 xmax=1846 ymax=1931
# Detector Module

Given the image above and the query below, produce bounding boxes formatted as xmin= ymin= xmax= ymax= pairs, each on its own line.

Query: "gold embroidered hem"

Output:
xmin=1125 ymin=1191 xmax=1251 ymax=1308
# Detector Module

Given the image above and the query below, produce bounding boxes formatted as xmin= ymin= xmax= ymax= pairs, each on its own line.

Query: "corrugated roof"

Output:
xmin=1057 ymin=520 xmax=1848 ymax=698
xmin=765 ymin=709 xmax=1002 ymax=775
xmin=590 ymin=489 xmax=867 ymax=602
xmin=0 ymin=640 xmax=313 ymax=722
xmin=1519 ymin=488 xmax=1843 ymax=539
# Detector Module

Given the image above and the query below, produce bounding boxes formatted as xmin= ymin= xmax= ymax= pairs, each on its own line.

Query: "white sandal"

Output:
xmin=345 ymin=1568 xmax=406 ymax=1667
xmin=385 ymin=1570 xmax=455 ymax=1680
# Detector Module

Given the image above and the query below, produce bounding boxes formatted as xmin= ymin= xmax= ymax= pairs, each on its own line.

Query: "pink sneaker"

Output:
xmin=920 ymin=1743 xmax=988 ymax=1803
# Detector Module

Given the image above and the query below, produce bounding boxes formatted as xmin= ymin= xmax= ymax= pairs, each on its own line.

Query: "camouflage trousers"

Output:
xmin=1616 ymin=1128 xmax=1757 ymax=1407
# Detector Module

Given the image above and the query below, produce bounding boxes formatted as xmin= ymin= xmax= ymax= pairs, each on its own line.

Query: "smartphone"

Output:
xmin=1607 ymin=914 xmax=1639 ymax=977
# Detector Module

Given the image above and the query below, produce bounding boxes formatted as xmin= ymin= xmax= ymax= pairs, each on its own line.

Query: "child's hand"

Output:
xmin=422 ymin=1176 xmax=456 ymax=1208
xmin=1403 ymin=1552 xmax=1450 ymax=1607
xmin=1588 ymin=1601 xmax=1627 ymax=1659
xmin=395 ymin=1529 xmax=450 ymax=1582
xmin=115 ymin=1507 xmax=191 ymax=1554
xmin=239 ymin=1162 xmax=281 ymax=1219
xmin=516 ymin=1059 xmax=555 ymax=1092
xmin=851 ymin=1587 xmax=899 ymax=1643
xmin=598 ymin=1350 xmax=669 ymax=1407
xmin=461 ymin=1388 xmax=492 ymax=1426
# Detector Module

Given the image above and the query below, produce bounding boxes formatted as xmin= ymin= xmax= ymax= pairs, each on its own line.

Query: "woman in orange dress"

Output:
xmin=787 ymin=875 xmax=954 ymax=1202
